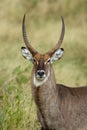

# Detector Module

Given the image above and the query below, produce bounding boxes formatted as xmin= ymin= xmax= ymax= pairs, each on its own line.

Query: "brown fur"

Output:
xmin=22 ymin=14 xmax=87 ymax=130
xmin=31 ymin=65 xmax=87 ymax=130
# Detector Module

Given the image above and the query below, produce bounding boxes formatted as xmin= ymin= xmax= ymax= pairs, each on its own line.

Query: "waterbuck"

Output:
xmin=21 ymin=14 xmax=87 ymax=130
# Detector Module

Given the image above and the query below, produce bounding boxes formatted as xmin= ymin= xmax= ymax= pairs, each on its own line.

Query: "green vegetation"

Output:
xmin=0 ymin=0 xmax=87 ymax=129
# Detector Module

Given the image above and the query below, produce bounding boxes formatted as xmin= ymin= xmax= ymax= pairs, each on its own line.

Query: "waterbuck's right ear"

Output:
xmin=21 ymin=47 xmax=33 ymax=62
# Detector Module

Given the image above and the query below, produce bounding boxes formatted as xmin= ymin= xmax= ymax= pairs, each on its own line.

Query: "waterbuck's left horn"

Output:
xmin=47 ymin=16 xmax=65 ymax=56
xmin=22 ymin=14 xmax=38 ymax=56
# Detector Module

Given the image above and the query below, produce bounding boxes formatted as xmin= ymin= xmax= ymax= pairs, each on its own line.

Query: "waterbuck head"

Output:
xmin=21 ymin=14 xmax=65 ymax=81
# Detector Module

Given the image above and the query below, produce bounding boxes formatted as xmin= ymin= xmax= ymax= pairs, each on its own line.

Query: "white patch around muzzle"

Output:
xmin=33 ymin=72 xmax=50 ymax=87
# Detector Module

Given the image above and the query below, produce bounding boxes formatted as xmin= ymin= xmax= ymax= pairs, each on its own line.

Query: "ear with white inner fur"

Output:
xmin=21 ymin=47 xmax=33 ymax=62
xmin=50 ymin=48 xmax=64 ymax=63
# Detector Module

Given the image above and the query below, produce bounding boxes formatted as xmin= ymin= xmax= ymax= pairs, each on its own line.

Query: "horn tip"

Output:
xmin=61 ymin=16 xmax=65 ymax=32
xmin=61 ymin=16 xmax=64 ymax=20
xmin=61 ymin=16 xmax=64 ymax=25
xmin=23 ymin=14 xmax=26 ymax=21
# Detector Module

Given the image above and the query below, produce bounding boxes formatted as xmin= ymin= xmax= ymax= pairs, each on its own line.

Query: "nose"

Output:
xmin=37 ymin=70 xmax=45 ymax=77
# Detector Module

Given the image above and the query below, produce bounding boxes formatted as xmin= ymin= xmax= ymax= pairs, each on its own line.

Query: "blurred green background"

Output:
xmin=0 ymin=0 xmax=87 ymax=130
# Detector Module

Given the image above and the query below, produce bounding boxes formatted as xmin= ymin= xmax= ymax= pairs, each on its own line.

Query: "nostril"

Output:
xmin=37 ymin=70 xmax=45 ymax=77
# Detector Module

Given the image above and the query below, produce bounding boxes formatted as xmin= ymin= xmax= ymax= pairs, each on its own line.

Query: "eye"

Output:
xmin=33 ymin=58 xmax=36 ymax=63
xmin=47 ymin=58 xmax=50 ymax=63
xmin=33 ymin=58 xmax=38 ymax=64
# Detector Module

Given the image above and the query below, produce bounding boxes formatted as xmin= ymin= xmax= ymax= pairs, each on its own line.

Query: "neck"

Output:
xmin=31 ymin=66 xmax=60 ymax=127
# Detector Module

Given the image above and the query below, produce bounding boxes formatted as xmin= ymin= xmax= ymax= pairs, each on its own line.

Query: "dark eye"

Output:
xmin=47 ymin=58 xmax=50 ymax=63
xmin=33 ymin=58 xmax=38 ymax=65
xmin=33 ymin=58 xmax=36 ymax=63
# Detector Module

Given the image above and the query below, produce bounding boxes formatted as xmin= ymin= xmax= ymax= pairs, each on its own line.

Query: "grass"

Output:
xmin=0 ymin=0 xmax=87 ymax=130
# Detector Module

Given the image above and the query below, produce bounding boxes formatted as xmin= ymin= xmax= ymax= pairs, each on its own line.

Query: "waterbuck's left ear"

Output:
xmin=21 ymin=47 xmax=33 ymax=62
xmin=50 ymin=48 xmax=64 ymax=63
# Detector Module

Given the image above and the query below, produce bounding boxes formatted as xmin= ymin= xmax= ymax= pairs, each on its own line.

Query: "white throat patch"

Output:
xmin=33 ymin=72 xmax=50 ymax=87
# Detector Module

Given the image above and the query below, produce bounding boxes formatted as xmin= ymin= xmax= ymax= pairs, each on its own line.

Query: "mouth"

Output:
xmin=36 ymin=75 xmax=46 ymax=81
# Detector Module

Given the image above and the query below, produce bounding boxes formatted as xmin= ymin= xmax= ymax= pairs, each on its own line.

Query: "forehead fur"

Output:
xmin=34 ymin=54 xmax=50 ymax=61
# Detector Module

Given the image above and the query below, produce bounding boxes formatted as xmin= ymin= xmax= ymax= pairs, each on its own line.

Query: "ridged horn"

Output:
xmin=47 ymin=16 xmax=65 ymax=56
xmin=22 ymin=14 xmax=38 ymax=56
